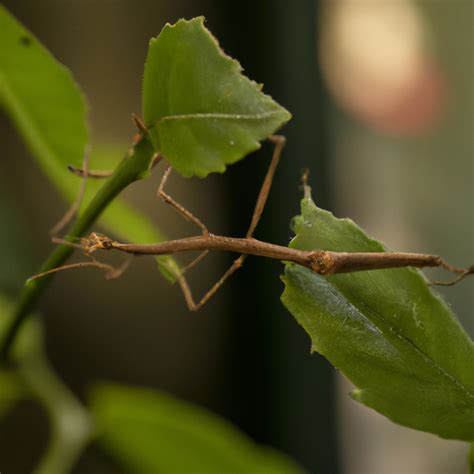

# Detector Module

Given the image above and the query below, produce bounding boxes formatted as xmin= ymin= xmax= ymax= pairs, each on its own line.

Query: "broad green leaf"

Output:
xmin=0 ymin=7 xmax=178 ymax=279
xmin=90 ymin=383 xmax=303 ymax=474
xmin=142 ymin=17 xmax=291 ymax=178
xmin=281 ymin=191 xmax=474 ymax=441
xmin=0 ymin=5 xmax=88 ymax=175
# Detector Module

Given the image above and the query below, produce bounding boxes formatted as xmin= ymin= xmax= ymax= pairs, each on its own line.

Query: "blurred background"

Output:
xmin=0 ymin=0 xmax=472 ymax=473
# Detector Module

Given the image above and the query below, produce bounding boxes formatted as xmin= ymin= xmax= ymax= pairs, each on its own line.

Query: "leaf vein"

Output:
xmin=158 ymin=111 xmax=280 ymax=123
xmin=355 ymin=298 xmax=474 ymax=402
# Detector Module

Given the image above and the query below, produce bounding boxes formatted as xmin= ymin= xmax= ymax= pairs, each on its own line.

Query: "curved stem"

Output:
xmin=20 ymin=351 xmax=92 ymax=474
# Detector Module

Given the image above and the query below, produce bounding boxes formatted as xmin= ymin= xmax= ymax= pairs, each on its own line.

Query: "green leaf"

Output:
xmin=0 ymin=7 xmax=178 ymax=279
xmin=281 ymin=191 xmax=474 ymax=441
xmin=0 ymin=4 xmax=88 ymax=177
xmin=142 ymin=17 xmax=291 ymax=178
xmin=90 ymin=383 xmax=303 ymax=474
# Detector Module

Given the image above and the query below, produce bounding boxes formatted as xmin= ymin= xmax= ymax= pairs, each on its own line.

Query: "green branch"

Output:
xmin=0 ymin=136 xmax=155 ymax=363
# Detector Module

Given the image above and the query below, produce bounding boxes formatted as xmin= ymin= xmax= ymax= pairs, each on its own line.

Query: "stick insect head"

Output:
xmin=81 ymin=232 xmax=114 ymax=255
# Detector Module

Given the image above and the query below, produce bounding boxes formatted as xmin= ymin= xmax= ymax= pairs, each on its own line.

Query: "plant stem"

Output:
xmin=0 ymin=136 xmax=156 ymax=363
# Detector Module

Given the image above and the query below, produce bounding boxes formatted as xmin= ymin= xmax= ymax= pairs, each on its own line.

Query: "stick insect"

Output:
xmin=31 ymin=117 xmax=474 ymax=310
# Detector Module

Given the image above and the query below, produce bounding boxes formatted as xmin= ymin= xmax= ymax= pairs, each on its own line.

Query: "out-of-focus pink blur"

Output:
xmin=320 ymin=0 xmax=446 ymax=136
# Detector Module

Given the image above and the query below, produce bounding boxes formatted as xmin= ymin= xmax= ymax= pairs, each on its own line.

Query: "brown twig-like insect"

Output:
xmin=29 ymin=130 xmax=473 ymax=311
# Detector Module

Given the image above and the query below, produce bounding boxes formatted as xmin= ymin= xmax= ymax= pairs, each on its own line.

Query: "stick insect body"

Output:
xmin=31 ymin=124 xmax=473 ymax=311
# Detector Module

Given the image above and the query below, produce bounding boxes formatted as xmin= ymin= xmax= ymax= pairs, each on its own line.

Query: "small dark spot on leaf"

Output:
xmin=20 ymin=36 xmax=31 ymax=46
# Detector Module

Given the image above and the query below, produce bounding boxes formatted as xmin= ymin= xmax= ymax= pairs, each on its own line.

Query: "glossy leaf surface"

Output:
xmin=281 ymin=192 xmax=474 ymax=440
xmin=142 ymin=17 xmax=291 ymax=177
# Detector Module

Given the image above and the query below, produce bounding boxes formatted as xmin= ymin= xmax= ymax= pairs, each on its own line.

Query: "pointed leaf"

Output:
xmin=281 ymin=192 xmax=474 ymax=440
xmin=0 ymin=5 xmax=87 ymax=173
xmin=142 ymin=17 xmax=291 ymax=178
xmin=90 ymin=383 xmax=303 ymax=474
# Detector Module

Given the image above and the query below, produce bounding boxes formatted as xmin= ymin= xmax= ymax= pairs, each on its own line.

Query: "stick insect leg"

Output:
xmin=177 ymin=135 xmax=286 ymax=311
xmin=51 ymin=160 xmax=116 ymax=236
xmin=50 ymin=146 xmax=92 ymax=236
xmin=67 ymin=166 xmax=113 ymax=179
xmin=178 ymin=256 xmax=244 ymax=311
xmin=156 ymin=162 xmax=213 ymax=280
xmin=246 ymin=135 xmax=286 ymax=238
xmin=68 ymin=153 xmax=162 ymax=179
xmin=180 ymin=250 xmax=210 ymax=275
xmin=27 ymin=256 xmax=127 ymax=283
xmin=28 ymin=234 xmax=134 ymax=282
xmin=53 ymin=135 xmax=162 ymax=235
xmin=429 ymin=262 xmax=474 ymax=286
xmin=158 ymin=165 xmax=209 ymax=235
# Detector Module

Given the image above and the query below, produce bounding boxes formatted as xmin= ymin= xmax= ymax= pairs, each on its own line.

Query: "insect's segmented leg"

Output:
xmin=67 ymin=166 xmax=113 ymax=179
xmin=156 ymin=164 xmax=211 ymax=282
xmin=180 ymin=250 xmax=209 ymax=275
xmin=105 ymin=255 xmax=134 ymax=280
xmin=68 ymin=153 xmax=162 ymax=179
xmin=28 ymin=236 xmax=133 ymax=282
xmin=27 ymin=257 xmax=121 ymax=283
xmin=429 ymin=262 xmax=474 ymax=286
xmin=178 ymin=255 xmax=244 ymax=311
xmin=246 ymin=135 xmax=286 ymax=238
xmin=50 ymin=146 xmax=91 ymax=236
xmin=176 ymin=135 xmax=286 ymax=311
xmin=157 ymin=165 xmax=210 ymax=235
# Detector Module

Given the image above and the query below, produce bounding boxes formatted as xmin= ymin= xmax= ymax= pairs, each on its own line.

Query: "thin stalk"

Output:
xmin=0 ymin=136 xmax=156 ymax=363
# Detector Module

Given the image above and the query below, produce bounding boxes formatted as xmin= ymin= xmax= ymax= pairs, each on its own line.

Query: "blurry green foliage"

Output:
xmin=90 ymin=383 xmax=303 ymax=474
xmin=0 ymin=294 xmax=302 ymax=474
